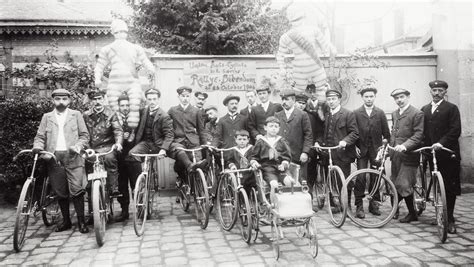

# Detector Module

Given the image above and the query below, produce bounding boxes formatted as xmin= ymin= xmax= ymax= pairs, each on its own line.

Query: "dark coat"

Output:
xmin=83 ymin=107 xmax=123 ymax=149
xmin=354 ymin=105 xmax=390 ymax=158
xmin=213 ymin=113 xmax=248 ymax=149
xmin=240 ymin=105 xmax=252 ymax=118
xmin=226 ymin=145 xmax=253 ymax=169
xmin=390 ymin=105 xmax=424 ymax=165
xmin=320 ymin=107 xmax=359 ymax=162
xmin=304 ymin=100 xmax=328 ymax=143
xmin=249 ymin=136 xmax=292 ymax=164
xmin=135 ymin=107 xmax=174 ymax=151
xmin=205 ymin=119 xmax=219 ymax=144
xmin=274 ymin=108 xmax=313 ymax=162
xmin=248 ymin=102 xmax=283 ymax=140
xmin=168 ymin=104 xmax=207 ymax=147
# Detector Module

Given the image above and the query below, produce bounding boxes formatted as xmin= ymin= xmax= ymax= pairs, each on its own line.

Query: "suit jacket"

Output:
xmin=83 ymin=107 xmax=123 ymax=149
xmin=240 ymin=105 xmax=252 ymax=118
xmin=33 ymin=108 xmax=89 ymax=167
xmin=421 ymin=101 xmax=461 ymax=158
xmin=168 ymin=104 xmax=207 ymax=147
xmin=390 ymin=105 xmax=424 ymax=165
xmin=320 ymin=107 xmax=359 ymax=162
xmin=304 ymin=100 xmax=328 ymax=143
xmin=354 ymin=105 xmax=390 ymax=158
xmin=135 ymin=107 xmax=174 ymax=151
xmin=275 ymin=108 xmax=313 ymax=162
xmin=248 ymin=102 xmax=283 ymax=140
xmin=213 ymin=113 xmax=248 ymax=149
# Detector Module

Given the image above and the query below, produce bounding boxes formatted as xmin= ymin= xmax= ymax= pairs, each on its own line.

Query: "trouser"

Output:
xmin=354 ymin=150 xmax=380 ymax=207
xmin=117 ymin=159 xmax=141 ymax=208
xmin=47 ymin=151 xmax=86 ymax=199
xmin=169 ymin=141 xmax=202 ymax=183
xmin=306 ymin=150 xmax=321 ymax=197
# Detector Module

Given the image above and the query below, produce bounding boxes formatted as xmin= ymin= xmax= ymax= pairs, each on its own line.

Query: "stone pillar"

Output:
xmin=432 ymin=1 xmax=474 ymax=183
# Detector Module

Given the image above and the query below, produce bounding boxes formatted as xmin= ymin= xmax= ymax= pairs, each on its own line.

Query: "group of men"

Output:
xmin=32 ymin=78 xmax=461 ymax=235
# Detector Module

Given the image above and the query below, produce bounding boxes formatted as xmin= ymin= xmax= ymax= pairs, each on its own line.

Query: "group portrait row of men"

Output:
xmin=32 ymin=79 xmax=462 ymax=236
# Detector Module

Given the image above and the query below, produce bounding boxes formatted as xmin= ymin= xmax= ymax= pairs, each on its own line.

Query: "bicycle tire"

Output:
xmin=41 ymin=176 xmax=59 ymax=226
xmin=216 ymin=173 xmax=238 ymax=231
xmin=92 ymin=180 xmax=106 ymax=246
xmin=13 ymin=179 xmax=34 ymax=252
xmin=206 ymin=168 xmax=217 ymax=214
xmin=433 ymin=171 xmax=448 ymax=243
xmin=193 ymin=168 xmax=210 ymax=229
xmin=249 ymin=187 xmax=259 ymax=242
xmin=133 ymin=173 xmax=148 ymax=236
xmin=308 ymin=216 xmax=318 ymax=258
xmin=314 ymin=165 xmax=326 ymax=209
xmin=238 ymin=188 xmax=252 ymax=243
xmin=345 ymin=169 xmax=398 ymax=228
xmin=414 ymin=162 xmax=427 ymax=216
xmin=147 ymin=164 xmax=156 ymax=218
xmin=271 ymin=220 xmax=280 ymax=260
xmin=327 ymin=166 xmax=347 ymax=228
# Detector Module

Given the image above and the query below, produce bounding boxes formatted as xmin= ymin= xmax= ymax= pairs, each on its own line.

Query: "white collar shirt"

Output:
xmin=180 ymin=104 xmax=189 ymax=111
xmin=284 ymin=106 xmax=295 ymax=120
xmin=364 ymin=105 xmax=374 ymax=116
xmin=431 ymin=100 xmax=443 ymax=114
xmin=399 ymin=104 xmax=410 ymax=115
xmin=261 ymin=101 xmax=270 ymax=112
xmin=55 ymin=108 xmax=68 ymax=151
xmin=330 ymin=105 xmax=341 ymax=115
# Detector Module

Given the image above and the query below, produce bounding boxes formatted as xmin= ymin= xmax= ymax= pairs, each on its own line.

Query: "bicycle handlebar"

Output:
xmin=224 ymin=167 xmax=254 ymax=174
xmin=130 ymin=153 xmax=164 ymax=158
xmin=414 ymin=146 xmax=455 ymax=154
xmin=14 ymin=150 xmax=57 ymax=162
xmin=176 ymin=146 xmax=205 ymax=152
xmin=84 ymin=147 xmax=115 ymax=161
xmin=203 ymin=145 xmax=237 ymax=153
xmin=313 ymin=145 xmax=340 ymax=150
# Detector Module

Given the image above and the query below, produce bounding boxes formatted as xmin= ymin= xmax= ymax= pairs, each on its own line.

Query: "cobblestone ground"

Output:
xmin=0 ymin=191 xmax=473 ymax=266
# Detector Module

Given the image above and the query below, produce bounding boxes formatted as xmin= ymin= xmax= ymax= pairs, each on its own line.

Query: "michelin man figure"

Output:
xmin=94 ymin=19 xmax=155 ymax=141
xmin=276 ymin=4 xmax=336 ymax=92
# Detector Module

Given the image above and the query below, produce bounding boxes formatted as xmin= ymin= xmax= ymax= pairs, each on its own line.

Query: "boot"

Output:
xmin=72 ymin=195 xmax=89 ymax=234
xmin=116 ymin=206 xmax=129 ymax=222
xmin=55 ymin=198 xmax=72 ymax=232
xmin=77 ymin=216 xmax=89 ymax=233
xmin=369 ymin=201 xmax=381 ymax=216
xmin=400 ymin=194 xmax=417 ymax=223
xmin=356 ymin=205 xmax=365 ymax=219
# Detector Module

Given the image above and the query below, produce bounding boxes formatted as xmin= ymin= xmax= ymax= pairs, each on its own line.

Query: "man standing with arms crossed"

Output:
xmin=353 ymin=87 xmax=390 ymax=218
xmin=421 ymin=80 xmax=461 ymax=233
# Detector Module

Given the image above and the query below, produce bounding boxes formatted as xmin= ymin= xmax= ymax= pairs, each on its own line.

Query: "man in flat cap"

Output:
xmin=389 ymin=88 xmax=424 ymax=223
xmin=295 ymin=93 xmax=308 ymax=110
xmin=421 ymin=80 xmax=461 ymax=233
xmin=248 ymin=86 xmax=283 ymax=142
xmin=315 ymin=89 xmax=359 ymax=195
xmin=275 ymin=89 xmax=312 ymax=175
xmin=352 ymin=87 xmax=390 ymax=218
xmin=33 ymin=89 xmax=90 ymax=233
xmin=213 ymin=95 xmax=248 ymax=149
xmin=168 ymin=86 xmax=208 ymax=196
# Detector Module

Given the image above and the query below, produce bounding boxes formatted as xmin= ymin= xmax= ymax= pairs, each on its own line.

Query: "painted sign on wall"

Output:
xmin=184 ymin=60 xmax=256 ymax=91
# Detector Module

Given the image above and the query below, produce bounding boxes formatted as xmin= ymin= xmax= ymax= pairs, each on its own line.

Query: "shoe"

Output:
xmin=110 ymin=190 xmax=122 ymax=198
xmin=77 ymin=217 xmax=89 ymax=234
xmin=356 ymin=205 xmax=365 ymax=219
xmin=399 ymin=213 xmax=418 ymax=223
xmin=369 ymin=201 xmax=381 ymax=216
xmin=55 ymin=220 xmax=72 ymax=232
xmin=393 ymin=208 xmax=399 ymax=219
xmin=116 ymin=208 xmax=129 ymax=222
xmin=447 ymin=222 xmax=457 ymax=234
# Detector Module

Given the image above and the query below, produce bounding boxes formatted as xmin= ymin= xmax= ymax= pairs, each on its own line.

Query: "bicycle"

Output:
xmin=312 ymin=144 xmax=348 ymax=227
xmin=84 ymin=147 xmax=118 ymax=247
xmin=176 ymin=146 xmax=210 ymax=229
xmin=344 ymin=142 xmax=398 ymax=228
xmin=13 ymin=150 xmax=59 ymax=252
xmin=413 ymin=145 xmax=455 ymax=243
xmin=130 ymin=152 xmax=162 ymax=236
xmin=201 ymin=145 xmax=221 ymax=214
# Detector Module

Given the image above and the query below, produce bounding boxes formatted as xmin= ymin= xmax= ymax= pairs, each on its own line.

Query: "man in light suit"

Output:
xmin=33 ymin=89 xmax=90 ymax=233
xmin=248 ymin=86 xmax=283 ymax=142
xmin=421 ymin=80 xmax=461 ymax=233
xmin=389 ymin=88 xmax=424 ymax=223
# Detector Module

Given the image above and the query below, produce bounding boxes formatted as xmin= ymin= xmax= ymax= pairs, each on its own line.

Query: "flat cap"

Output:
xmin=234 ymin=129 xmax=250 ymax=137
xmin=326 ymin=89 xmax=342 ymax=98
xmin=429 ymin=80 xmax=448 ymax=90
xmin=223 ymin=94 xmax=240 ymax=106
xmin=280 ymin=89 xmax=296 ymax=98
xmin=51 ymin=88 xmax=71 ymax=97
xmin=194 ymin=91 xmax=208 ymax=99
xmin=390 ymin=88 xmax=410 ymax=97
xmin=118 ymin=92 xmax=129 ymax=102
xmin=204 ymin=105 xmax=218 ymax=112
xmin=295 ymin=93 xmax=308 ymax=103
xmin=87 ymin=90 xmax=105 ymax=99
xmin=265 ymin=116 xmax=280 ymax=125
xmin=145 ymin=88 xmax=161 ymax=97
xmin=360 ymin=87 xmax=378 ymax=95
xmin=176 ymin=86 xmax=192 ymax=95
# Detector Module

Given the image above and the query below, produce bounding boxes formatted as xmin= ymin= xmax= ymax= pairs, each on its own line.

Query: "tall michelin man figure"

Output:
xmin=276 ymin=3 xmax=336 ymax=92
xmin=94 ymin=19 xmax=155 ymax=141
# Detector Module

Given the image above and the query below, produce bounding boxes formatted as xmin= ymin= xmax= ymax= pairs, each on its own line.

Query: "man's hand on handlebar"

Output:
xmin=394 ymin=144 xmax=407 ymax=153
xmin=32 ymin=147 xmax=42 ymax=154
xmin=158 ymin=149 xmax=167 ymax=159
xmin=431 ymin=143 xmax=443 ymax=150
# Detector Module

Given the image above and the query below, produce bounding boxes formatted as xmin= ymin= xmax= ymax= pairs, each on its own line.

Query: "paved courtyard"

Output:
xmin=0 ymin=191 xmax=473 ymax=266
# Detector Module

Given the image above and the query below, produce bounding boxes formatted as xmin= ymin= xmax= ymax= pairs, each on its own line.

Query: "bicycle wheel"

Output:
xmin=249 ymin=187 xmax=259 ymax=242
xmin=271 ymin=220 xmax=280 ymax=260
xmin=414 ymin=162 xmax=428 ymax=216
xmin=92 ymin=180 xmax=106 ymax=246
xmin=307 ymin=216 xmax=318 ymax=258
xmin=345 ymin=169 xmax=398 ymax=228
xmin=238 ymin=188 xmax=252 ymax=243
xmin=193 ymin=169 xmax=210 ymax=229
xmin=133 ymin=173 xmax=148 ymax=236
xmin=13 ymin=179 xmax=34 ymax=252
xmin=314 ymin=165 xmax=326 ymax=209
xmin=147 ymin=164 xmax=156 ymax=218
xmin=41 ymin=176 xmax=59 ymax=226
xmin=216 ymin=173 xmax=238 ymax=231
xmin=206 ymin=168 xmax=217 ymax=214
xmin=327 ymin=166 xmax=347 ymax=228
xmin=433 ymin=171 xmax=448 ymax=243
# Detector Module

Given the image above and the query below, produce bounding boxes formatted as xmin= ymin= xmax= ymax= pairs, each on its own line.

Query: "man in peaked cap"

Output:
xmin=213 ymin=94 xmax=248 ymax=149
xmin=421 ymin=80 xmax=461 ymax=233
xmin=248 ymin=85 xmax=283 ymax=142
xmin=389 ymin=88 xmax=424 ymax=223
xmin=33 ymin=88 xmax=90 ymax=233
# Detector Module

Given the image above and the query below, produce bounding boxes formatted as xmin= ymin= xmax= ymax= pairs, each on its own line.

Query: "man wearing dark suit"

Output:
xmin=204 ymin=105 xmax=219 ymax=144
xmin=248 ymin=86 xmax=283 ymax=142
xmin=274 ymin=89 xmax=312 ymax=167
xmin=240 ymin=90 xmax=257 ymax=118
xmin=421 ymin=80 xmax=461 ymax=233
xmin=353 ymin=87 xmax=391 ymax=218
xmin=389 ymin=88 xmax=424 ymax=223
xmin=213 ymin=95 xmax=248 ymax=149
xmin=195 ymin=91 xmax=209 ymax=124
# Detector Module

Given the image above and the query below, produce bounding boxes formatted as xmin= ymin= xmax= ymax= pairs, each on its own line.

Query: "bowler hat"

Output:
xmin=390 ymin=88 xmax=411 ymax=97
xmin=429 ymin=80 xmax=448 ymax=90
xmin=51 ymin=88 xmax=71 ymax=97
xmin=223 ymin=95 xmax=240 ymax=106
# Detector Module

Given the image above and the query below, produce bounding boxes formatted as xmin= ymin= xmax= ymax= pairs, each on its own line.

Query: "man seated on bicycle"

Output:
xmin=226 ymin=130 xmax=254 ymax=191
xmin=249 ymin=116 xmax=293 ymax=203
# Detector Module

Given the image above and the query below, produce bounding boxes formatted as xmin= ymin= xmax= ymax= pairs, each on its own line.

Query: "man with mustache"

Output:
xmin=33 ymin=89 xmax=90 ymax=233
xmin=213 ymin=95 xmax=248 ymax=149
